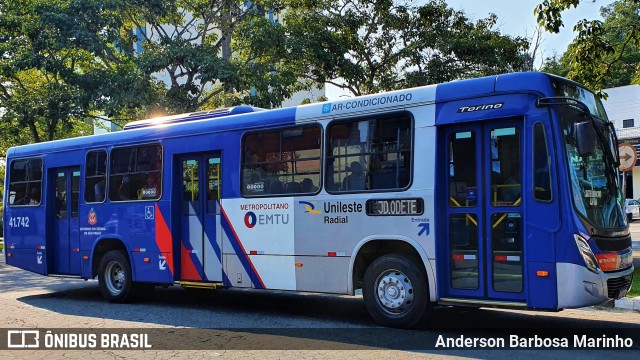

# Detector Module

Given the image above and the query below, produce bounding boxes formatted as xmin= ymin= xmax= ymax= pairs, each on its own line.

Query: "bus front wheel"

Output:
xmin=363 ymin=254 xmax=429 ymax=328
xmin=98 ymin=250 xmax=134 ymax=302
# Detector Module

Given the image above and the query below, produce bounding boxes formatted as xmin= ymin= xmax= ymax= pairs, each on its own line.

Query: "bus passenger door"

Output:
xmin=442 ymin=120 xmax=525 ymax=303
xmin=178 ymin=153 xmax=223 ymax=282
xmin=51 ymin=167 xmax=81 ymax=275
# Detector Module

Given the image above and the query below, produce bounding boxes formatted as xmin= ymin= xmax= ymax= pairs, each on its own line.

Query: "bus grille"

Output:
xmin=607 ymin=275 xmax=633 ymax=299
xmin=593 ymin=235 xmax=631 ymax=252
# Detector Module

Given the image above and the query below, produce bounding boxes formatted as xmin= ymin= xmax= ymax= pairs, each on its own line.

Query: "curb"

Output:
xmin=615 ymin=297 xmax=640 ymax=311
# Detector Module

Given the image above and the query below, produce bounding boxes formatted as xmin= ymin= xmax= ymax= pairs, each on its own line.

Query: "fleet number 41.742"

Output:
xmin=9 ymin=216 xmax=30 ymax=228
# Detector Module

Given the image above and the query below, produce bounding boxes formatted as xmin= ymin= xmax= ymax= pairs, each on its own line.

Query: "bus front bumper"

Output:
xmin=556 ymin=262 xmax=634 ymax=309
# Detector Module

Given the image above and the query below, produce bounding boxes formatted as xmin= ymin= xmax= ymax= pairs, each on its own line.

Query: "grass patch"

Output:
xmin=628 ymin=268 xmax=640 ymax=298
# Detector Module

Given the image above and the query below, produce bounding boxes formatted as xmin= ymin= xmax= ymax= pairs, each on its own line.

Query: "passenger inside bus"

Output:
xmin=138 ymin=173 xmax=159 ymax=199
xmin=27 ymin=186 xmax=40 ymax=205
xmin=300 ymin=178 xmax=318 ymax=193
xmin=342 ymin=161 xmax=366 ymax=191
xmin=500 ymin=168 xmax=521 ymax=202
xmin=94 ymin=180 xmax=105 ymax=202
xmin=118 ymin=176 xmax=131 ymax=200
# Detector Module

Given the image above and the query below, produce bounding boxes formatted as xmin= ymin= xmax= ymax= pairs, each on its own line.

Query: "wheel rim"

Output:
xmin=375 ymin=269 xmax=414 ymax=314
xmin=105 ymin=261 xmax=126 ymax=295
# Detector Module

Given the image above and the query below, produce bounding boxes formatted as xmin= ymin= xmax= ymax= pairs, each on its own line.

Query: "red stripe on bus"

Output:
xmin=155 ymin=203 xmax=174 ymax=275
xmin=180 ymin=242 xmax=202 ymax=281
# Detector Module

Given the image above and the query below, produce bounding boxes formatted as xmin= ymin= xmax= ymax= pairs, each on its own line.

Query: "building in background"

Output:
xmin=602 ymin=84 xmax=640 ymax=199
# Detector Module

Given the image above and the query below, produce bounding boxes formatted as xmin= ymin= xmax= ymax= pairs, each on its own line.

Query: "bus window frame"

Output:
xmin=108 ymin=142 xmax=164 ymax=203
xmin=8 ymin=156 xmax=44 ymax=207
xmin=84 ymin=149 xmax=108 ymax=204
xmin=240 ymin=123 xmax=324 ymax=198
xmin=325 ymin=111 xmax=415 ymax=195
xmin=532 ymin=121 xmax=554 ymax=203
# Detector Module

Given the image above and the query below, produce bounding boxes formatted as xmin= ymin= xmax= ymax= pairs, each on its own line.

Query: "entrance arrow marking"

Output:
xmin=418 ymin=223 xmax=430 ymax=237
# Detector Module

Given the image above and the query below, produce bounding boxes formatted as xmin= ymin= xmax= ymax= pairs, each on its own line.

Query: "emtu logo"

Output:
xmin=299 ymin=201 xmax=322 ymax=215
xmin=244 ymin=211 xmax=257 ymax=228
xmin=322 ymin=103 xmax=332 ymax=114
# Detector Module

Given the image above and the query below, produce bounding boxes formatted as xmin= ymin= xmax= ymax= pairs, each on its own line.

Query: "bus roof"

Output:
xmin=8 ymin=72 xmax=556 ymax=158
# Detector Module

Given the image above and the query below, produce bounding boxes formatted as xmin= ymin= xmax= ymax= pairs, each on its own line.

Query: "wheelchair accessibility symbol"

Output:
xmin=145 ymin=206 xmax=155 ymax=220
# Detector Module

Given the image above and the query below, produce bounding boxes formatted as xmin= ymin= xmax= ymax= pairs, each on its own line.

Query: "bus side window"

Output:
xmin=109 ymin=144 xmax=162 ymax=201
xmin=533 ymin=123 xmax=552 ymax=202
xmin=85 ymin=150 xmax=107 ymax=203
xmin=241 ymin=125 xmax=321 ymax=197
xmin=327 ymin=113 xmax=412 ymax=193
xmin=8 ymin=158 xmax=43 ymax=206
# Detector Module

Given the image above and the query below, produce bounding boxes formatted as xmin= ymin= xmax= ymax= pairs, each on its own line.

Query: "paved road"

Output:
xmin=1 ymin=254 xmax=639 ymax=359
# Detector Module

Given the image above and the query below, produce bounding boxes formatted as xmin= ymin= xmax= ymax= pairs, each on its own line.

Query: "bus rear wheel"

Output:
xmin=98 ymin=250 xmax=134 ymax=302
xmin=363 ymin=254 xmax=429 ymax=328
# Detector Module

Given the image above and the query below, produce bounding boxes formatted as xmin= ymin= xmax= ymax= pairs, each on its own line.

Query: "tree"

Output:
xmin=128 ymin=0 xmax=302 ymax=112
xmin=244 ymin=0 xmax=529 ymax=96
xmin=536 ymin=0 xmax=640 ymax=91
xmin=0 ymin=0 xmax=158 ymax=148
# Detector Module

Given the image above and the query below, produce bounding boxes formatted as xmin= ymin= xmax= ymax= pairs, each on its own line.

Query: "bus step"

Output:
xmin=438 ymin=298 xmax=527 ymax=309
xmin=178 ymin=281 xmax=225 ymax=290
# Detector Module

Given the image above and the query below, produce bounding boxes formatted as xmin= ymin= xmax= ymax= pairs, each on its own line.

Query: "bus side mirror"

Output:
xmin=574 ymin=121 xmax=596 ymax=157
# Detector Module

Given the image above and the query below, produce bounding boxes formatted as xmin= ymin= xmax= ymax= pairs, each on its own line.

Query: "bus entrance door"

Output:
xmin=442 ymin=120 xmax=526 ymax=304
xmin=51 ymin=167 xmax=81 ymax=275
xmin=178 ymin=153 xmax=223 ymax=282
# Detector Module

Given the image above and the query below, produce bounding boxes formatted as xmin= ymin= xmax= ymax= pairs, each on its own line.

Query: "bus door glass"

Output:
xmin=178 ymin=152 xmax=222 ymax=282
xmin=51 ymin=167 xmax=81 ymax=275
xmin=444 ymin=119 xmax=525 ymax=301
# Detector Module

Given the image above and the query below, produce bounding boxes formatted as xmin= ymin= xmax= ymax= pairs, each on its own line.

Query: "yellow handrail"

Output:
xmin=449 ymin=197 xmax=478 ymax=226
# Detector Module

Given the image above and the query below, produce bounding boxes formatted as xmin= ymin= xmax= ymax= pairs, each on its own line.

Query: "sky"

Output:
xmin=325 ymin=0 xmax=616 ymax=100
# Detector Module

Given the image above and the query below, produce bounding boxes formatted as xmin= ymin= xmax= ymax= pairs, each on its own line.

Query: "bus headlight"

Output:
xmin=574 ymin=234 xmax=601 ymax=273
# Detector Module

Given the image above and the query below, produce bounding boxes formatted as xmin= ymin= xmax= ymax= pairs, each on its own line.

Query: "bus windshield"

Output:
xmin=559 ymin=108 xmax=625 ymax=229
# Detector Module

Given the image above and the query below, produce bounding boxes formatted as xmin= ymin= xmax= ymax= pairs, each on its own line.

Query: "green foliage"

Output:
xmin=629 ymin=267 xmax=640 ymax=298
xmin=247 ymin=0 xmax=529 ymax=96
xmin=540 ymin=53 xmax=570 ymax=77
xmin=536 ymin=0 xmax=640 ymax=92
xmin=0 ymin=0 xmax=156 ymax=151
xmin=131 ymin=0 xmax=299 ymax=112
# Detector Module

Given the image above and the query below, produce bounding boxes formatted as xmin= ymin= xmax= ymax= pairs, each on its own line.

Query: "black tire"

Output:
xmin=97 ymin=250 xmax=134 ymax=303
xmin=362 ymin=254 xmax=429 ymax=328
xmin=628 ymin=213 xmax=633 ymax=223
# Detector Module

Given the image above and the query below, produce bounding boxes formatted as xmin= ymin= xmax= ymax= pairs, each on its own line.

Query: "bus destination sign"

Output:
xmin=366 ymin=198 xmax=424 ymax=216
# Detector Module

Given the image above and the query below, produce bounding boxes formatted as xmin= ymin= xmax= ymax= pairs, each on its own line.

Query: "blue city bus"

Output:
xmin=3 ymin=72 xmax=634 ymax=328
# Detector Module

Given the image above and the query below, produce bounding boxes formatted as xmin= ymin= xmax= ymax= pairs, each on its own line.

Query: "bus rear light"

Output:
xmin=83 ymin=256 xmax=89 ymax=260
xmin=536 ymin=271 xmax=549 ymax=277
xmin=451 ymin=254 xmax=464 ymax=261
xmin=36 ymin=246 xmax=45 ymax=250
xmin=144 ymin=258 xmax=150 ymax=263
xmin=6 ymin=253 xmax=12 ymax=257
xmin=250 ymin=251 xmax=258 ymax=255
xmin=73 ymin=248 xmax=79 ymax=252
xmin=574 ymin=234 xmax=601 ymax=273
xmin=328 ymin=252 xmax=337 ymax=257
xmin=134 ymin=248 xmax=146 ymax=253
xmin=295 ymin=263 xmax=303 ymax=267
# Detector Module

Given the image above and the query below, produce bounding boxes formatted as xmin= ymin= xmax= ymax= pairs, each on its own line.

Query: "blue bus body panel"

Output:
xmin=8 ymin=107 xmax=297 ymax=158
